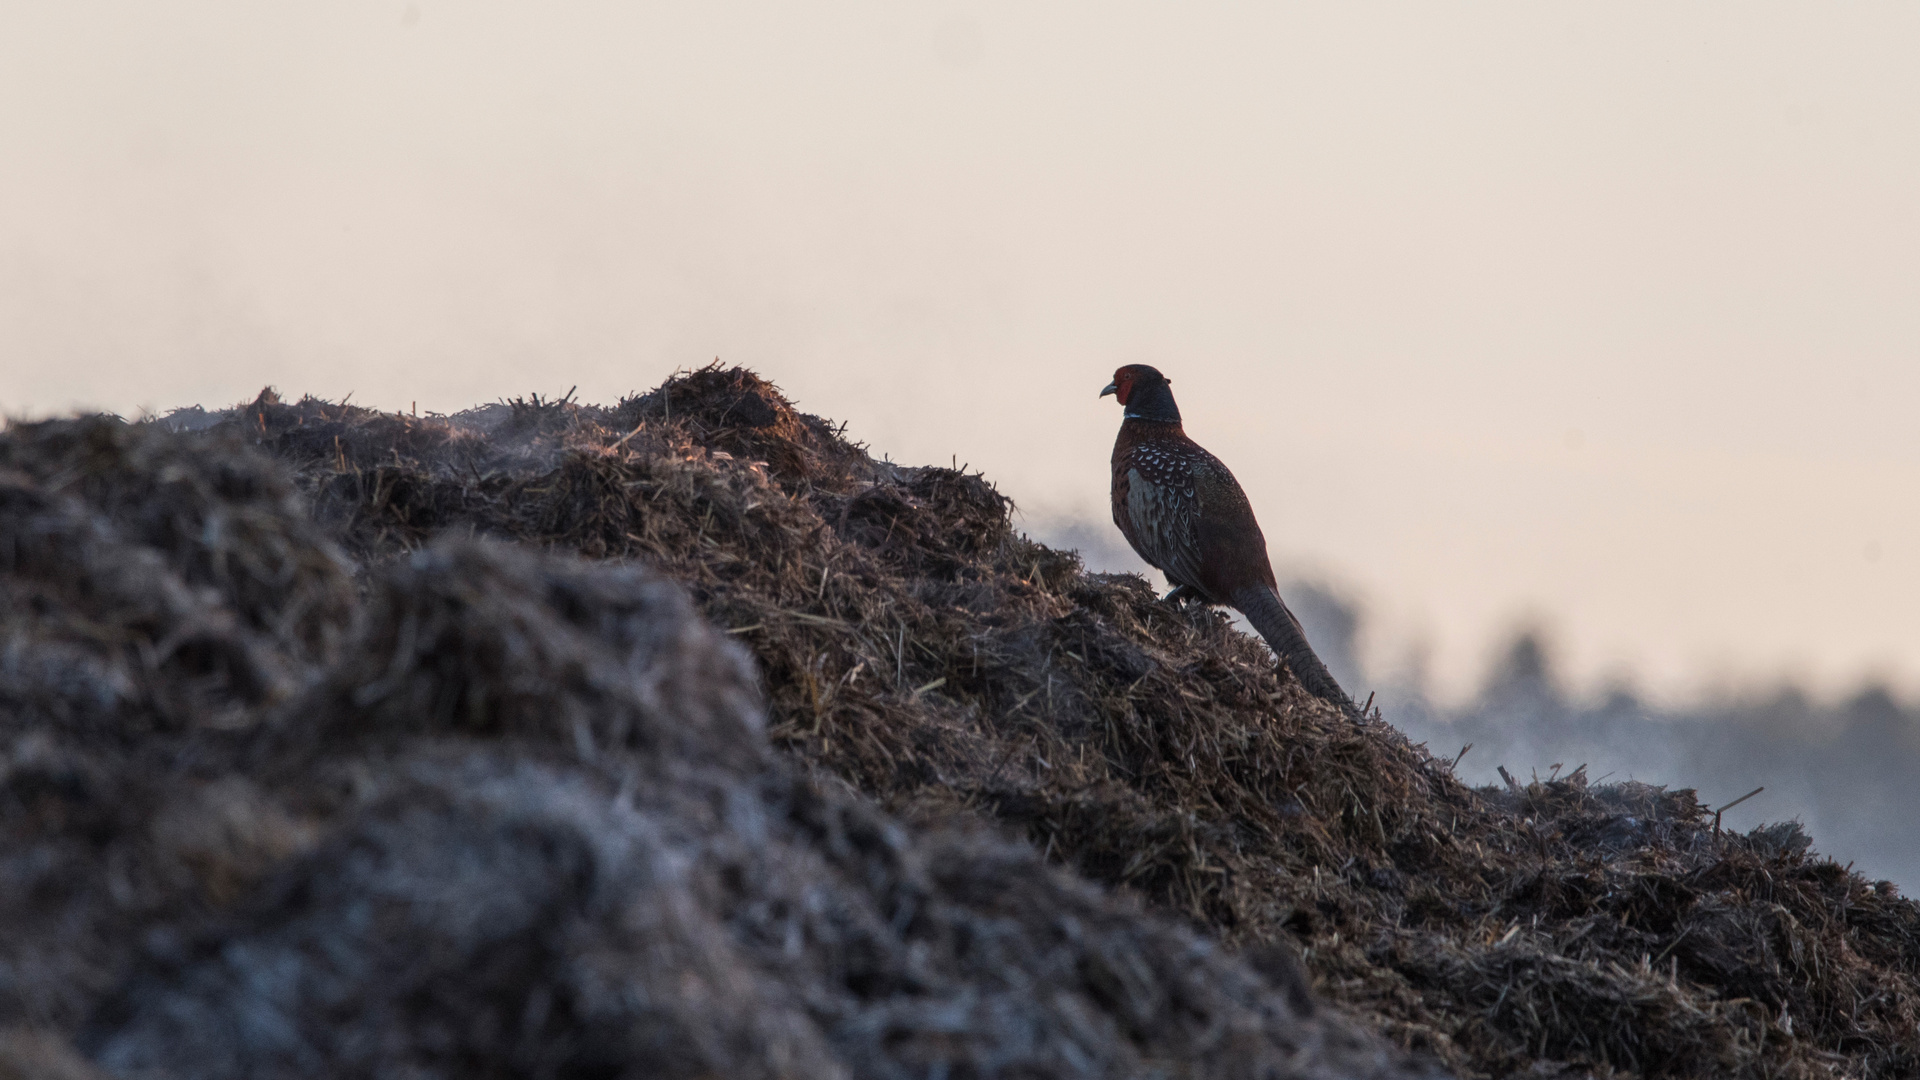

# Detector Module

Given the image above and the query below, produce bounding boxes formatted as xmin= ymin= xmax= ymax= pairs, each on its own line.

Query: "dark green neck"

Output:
xmin=1124 ymin=382 xmax=1182 ymax=424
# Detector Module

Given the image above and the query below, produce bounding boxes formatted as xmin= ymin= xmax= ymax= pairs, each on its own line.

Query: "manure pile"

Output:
xmin=0 ymin=367 xmax=1913 ymax=1079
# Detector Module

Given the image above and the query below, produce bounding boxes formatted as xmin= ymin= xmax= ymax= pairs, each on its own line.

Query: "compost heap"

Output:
xmin=0 ymin=368 xmax=1913 ymax=1079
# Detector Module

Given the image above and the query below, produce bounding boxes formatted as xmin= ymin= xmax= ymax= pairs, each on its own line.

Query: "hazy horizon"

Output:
xmin=5 ymin=2 xmax=1918 ymax=706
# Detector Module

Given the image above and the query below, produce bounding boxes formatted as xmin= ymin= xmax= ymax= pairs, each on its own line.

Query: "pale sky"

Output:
xmin=4 ymin=2 xmax=1917 ymax=704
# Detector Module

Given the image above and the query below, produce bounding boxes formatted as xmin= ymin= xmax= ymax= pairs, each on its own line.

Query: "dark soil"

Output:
xmin=1 ymin=365 xmax=1913 ymax=1078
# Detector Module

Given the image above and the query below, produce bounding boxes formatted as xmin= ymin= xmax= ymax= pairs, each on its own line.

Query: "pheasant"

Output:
xmin=1102 ymin=364 xmax=1361 ymax=718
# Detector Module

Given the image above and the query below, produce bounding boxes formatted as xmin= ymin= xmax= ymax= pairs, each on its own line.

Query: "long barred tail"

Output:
xmin=1231 ymin=584 xmax=1361 ymax=720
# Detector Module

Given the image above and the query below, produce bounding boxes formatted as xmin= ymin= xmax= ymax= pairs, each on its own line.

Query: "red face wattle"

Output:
xmin=1110 ymin=369 xmax=1134 ymax=405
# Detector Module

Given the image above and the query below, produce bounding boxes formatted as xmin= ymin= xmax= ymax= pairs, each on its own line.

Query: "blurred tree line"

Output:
xmin=1283 ymin=583 xmax=1920 ymax=893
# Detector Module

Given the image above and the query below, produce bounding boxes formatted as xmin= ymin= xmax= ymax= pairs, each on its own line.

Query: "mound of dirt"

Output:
xmin=4 ymin=365 xmax=1915 ymax=1078
xmin=1 ymin=408 xmax=1425 ymax=1077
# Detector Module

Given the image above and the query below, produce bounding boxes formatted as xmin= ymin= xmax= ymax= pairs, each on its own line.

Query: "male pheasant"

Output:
xmin=1102 ymin=364 xmax=1360 ymax=718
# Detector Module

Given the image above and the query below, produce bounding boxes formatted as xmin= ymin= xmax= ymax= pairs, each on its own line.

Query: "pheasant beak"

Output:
xmin=1099 ymin=382 xmax=1117 ymax=398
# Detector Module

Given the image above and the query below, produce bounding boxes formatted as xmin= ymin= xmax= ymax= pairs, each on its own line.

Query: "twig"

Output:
xmin=606 ymin=420 xmax=648 ymax=452
xmin=1449 ymin=743 xmax=1473 ymax=770
xmin=1496 ymin=765 xmax=1524 ymax=798
xmin=1712 ymin=785 xmax=1764 ymax=837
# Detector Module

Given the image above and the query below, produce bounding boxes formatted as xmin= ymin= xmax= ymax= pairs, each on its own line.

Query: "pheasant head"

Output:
xmin=1100 ymin=365 xmax=1181 ymax=424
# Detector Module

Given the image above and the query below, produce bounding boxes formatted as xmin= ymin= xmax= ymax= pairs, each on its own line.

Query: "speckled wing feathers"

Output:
xmin=1113 ymin=432 xmax=1268 ymax=603
xmin=1110 ymin=416 xmax=1359 ymax=718
xmin=1118 ymin=466 xmax=1203 ymax=592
